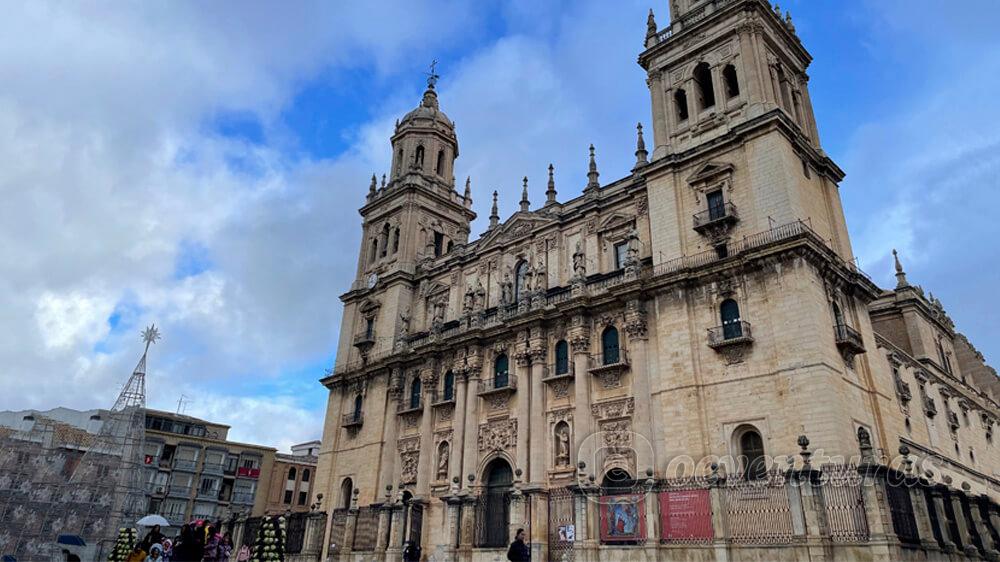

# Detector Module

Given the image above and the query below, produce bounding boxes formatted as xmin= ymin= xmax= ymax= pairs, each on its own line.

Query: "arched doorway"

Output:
xmin=476 ymin=458 xmax=513 ymax=547
xmin=601 ymin=467 xmax=635 ymax=495
xmin=339 ymin=478 xmax=353 ymax=510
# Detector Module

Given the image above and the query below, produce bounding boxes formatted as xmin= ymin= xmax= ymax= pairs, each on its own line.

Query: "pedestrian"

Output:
xmin=160 ymin=539 xmax=173 ymax=562
xmin=506 ymin=528 xmax=530 ymax=562
xmin=402 ymin=540 xmax=421 ymax=562
xmin=235 ymin=544 xmax=250 ymax=562
xmin=145 ymin=544 xmax=164 ymax=562
xmin=202 ymin=525 xmax=222 ymax=562
xmin=126 ymin=543 xmax=147 ymax=562
xmin=219 ymin=533 xmax=233 ymax=562
xmin=142 ymin=525 xmax=165 ymax=552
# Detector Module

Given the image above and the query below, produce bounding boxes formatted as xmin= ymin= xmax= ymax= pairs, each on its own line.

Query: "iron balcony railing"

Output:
xmin=693 ymin=202 xmax=739 ymax=231
xmin=587 ymin=349 xmax=630 ymax=371
xmin=708 ymin=321 xmax=753 ymax=347
xmin=479 ymin=373 xmax=518 ymax=395
xmin=341 ymin=411 xmax=364 ymax=428
xmin=833 ymin=324 xmax=865 ymax=353
xmin=172 ymin=459 xmax=198 ymax=472
xmin=543 ymin=361 xmax=575 ymax=381
xmin=353 ymin=331 xmax=376 ymax=348
xmin=397 ymin=398 xmax=423 ymax=414
xmin=232 ymin=491 xmax=255 ymax=505
xmin=201 ymin=461 xmax=225 ymax=475
xmin=167 ymin=484 xmax=192 ymax=498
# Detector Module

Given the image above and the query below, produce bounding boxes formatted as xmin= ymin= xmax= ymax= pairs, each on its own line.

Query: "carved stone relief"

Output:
xmin=478 ymin=419 xmax=517 ymax=453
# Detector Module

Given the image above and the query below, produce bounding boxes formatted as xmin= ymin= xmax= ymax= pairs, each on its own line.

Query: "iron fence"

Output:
xmin=328 ymin=509 xmax=349 ymax=554
xmin=241 ymin=517 xmax=262 ymax=547
xmin=820 ymin=465 xmax=869 ymax=542
xmin=548 ymin=487 xmax=576 ymax=562
xmin=725 ymin=470 xmax=794 ymax=545
xmin=285 ymin=512 xmax=307 ymax=554
xmin=474 ymin=490 xmax=512 ymax=548
xmin=352 ymin=506 xmax=379 ymax=551
xmin=885 ymin=480 xmax=920 ymax=545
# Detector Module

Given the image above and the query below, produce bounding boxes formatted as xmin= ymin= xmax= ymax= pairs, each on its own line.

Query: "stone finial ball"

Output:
xmin=898 ymin=444 xmax=910 ymax=456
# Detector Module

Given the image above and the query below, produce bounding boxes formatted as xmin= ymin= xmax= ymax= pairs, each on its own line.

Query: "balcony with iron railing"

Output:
xmin=167 ymin=484 xmax=192 ymax=498
xmin=197 ymin=486 xmax=221 ymax=501
xmin=232 ymin=491 xmax=255 ymax=505
xmin=431 ymin=390 xmax=456 ymax=407
xmin=201 ymin=462 xmax=225 ymax=476
xmin=588 ymin=349 xmax=630 ymax=374
xmin=542 ymin=362 xmax=575 ymax=383
xmin=341 ymin=411 xmax=364 ymax=428
xmin=397 ymin=397 xmax=423 ymax=415
xmin=478 ymin=373 xmax=518 ymax=397
xmin=833 ymin=324 xmax=865 ymax=356
xmin=353 ymin=330 xmax=376 ymax=350
xmin=693 ymin=202 xmax=739 ymax=234
xmin=708 ymin=321 xmax=754 ymax=348
xmin=172 ymin=459 xmax=198 ymax=472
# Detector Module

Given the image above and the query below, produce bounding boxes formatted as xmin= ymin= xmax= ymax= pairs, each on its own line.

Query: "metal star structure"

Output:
xmin=141 ymin=324 xmax=161 ymax=352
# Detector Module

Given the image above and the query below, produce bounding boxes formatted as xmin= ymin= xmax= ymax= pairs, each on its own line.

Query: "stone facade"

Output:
xmin=314 ymin=1 xmax=1000 ymax=560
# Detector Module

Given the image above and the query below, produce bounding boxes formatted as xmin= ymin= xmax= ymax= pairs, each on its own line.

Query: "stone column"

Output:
xmin=458 ymin=494 xmax=477 ymax=551
xmin=509 ymin=491 xmax=527 ymax=550
xmin=708 ymin=476 xmax=729 ymax=560
xmin=570 ymin=328 xmax=592 ymax=470
xmin=451 ymin=370 xmax=468 ymax=485
xmin=647 ymin=70 xmax=669 ymax=159
xmin=625 ymin=302 xmax=654 ymax=475
xmin=515 ymin=350 xmax=532 ymax=476
xmin=438 ymin=496 xmax=463 ymax=562
xmin=529 ymin=347 xmax=547 ymax=485
xmin=948 ymin=490 xmax=979 ymax=556
xmin=906 ymin=481 xmax=940 ymax=552
xmin=462 ymin=361 xmax=483 ymax=486
xmin=386 ymin=503 xmax=406 ymax=562
xmin=969 ymin=495 xmax=1000 ymax=560
xmin=929 ymin=486 xmax=957 ymax=552
xmin=375 ymin=500 xmax=393 ymax=553
xmin=379 ymin=370 xmax=403 ymax=494
xmin=344 ymin=502 xmax=359 ymax=554
xmin=856 ymin=464 xmax=896 ymax=559
xmin=788 ymin=466 xmax=829 ymax=560
xmin=737 ymin=18 xmax=767 ymax=116
xmin=415 ymin=369 xmax=436 ymax=497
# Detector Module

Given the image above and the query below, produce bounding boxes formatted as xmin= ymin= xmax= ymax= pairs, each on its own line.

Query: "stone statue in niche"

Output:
xmin=555 ymin=425 xmax=571 ymax=466
xmin=625 ymin=225 xmax=640 ymax=262
xmin=474 ymin=280 xmax=486 ymax=309
xmin=399 ymin=308 xmax=411 ymax=337
xmin=463 ymin=286 xmax=475 ymax=314
xmin=432 ymin=299 xmax=445 ymax=325
xmin=437 ymin=443 xmax=449 ymax=481
xmin=572 ymin=242 xmax=587 ymax=279
xmin=535 ymin=255 xmax=548 ymax=291
xmin=500 ymin=271 xmax=513 ymax=304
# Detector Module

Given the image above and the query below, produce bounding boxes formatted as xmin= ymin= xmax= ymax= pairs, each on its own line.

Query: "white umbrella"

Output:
xmin=136 ymin=514 xmax=170 ymax=527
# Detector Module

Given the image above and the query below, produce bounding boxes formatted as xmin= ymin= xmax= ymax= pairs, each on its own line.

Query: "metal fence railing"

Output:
xmin=820 ymin=465 xmax=869 ymax=542
xmin=352 ymin=507 xmax=379 ymax=551
xmin=725 ymin=470 xmax=794 ymax=545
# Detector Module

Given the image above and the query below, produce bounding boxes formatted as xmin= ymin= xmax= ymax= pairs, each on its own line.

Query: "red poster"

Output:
xmin=599 ymin=494 xmax=647 ymax=543
xmin=659 ymin=489 xmax=713 ymax=542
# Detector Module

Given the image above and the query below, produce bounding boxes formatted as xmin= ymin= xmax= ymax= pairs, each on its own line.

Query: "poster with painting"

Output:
xmin=557 ymin=525 xmax=575 ymax=542
xmin=599 ymin=494 xmax=646 ymax=543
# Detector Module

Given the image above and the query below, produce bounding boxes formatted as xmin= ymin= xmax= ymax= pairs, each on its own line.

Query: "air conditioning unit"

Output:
xmin=155 ymin=486 xmax=165 ymax=494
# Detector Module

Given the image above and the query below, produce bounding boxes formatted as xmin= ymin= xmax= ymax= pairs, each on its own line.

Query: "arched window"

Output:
xmin=555 ymin=340 xmax=570 ymax=375
xmin=392 ymin=227 xmax=400 ymax=254
xmin=775 ymin=65 xmax=792 ymax=112
xmin=694 ymin=62 xmax=716 ymax=110
xmin=443 ymin=370 xmax=455 ymax=402
xmin=380 ymin=223 xmax=390 ymax=257
xmin=287 ymin=467 xmax=296 ymax=481
xmin=414 ymin=145 xmax=425 ymax=169
xmin=674 ymin=89 xmax=689 ymax=121
xmin=369 ymin=238 xmax=378 ymax=262
xmin=737 ymin=427 xmax=766 ymax=480
xmin=601 ymin=467 xmax=635 ymax=495
xmin=446 ymin=240 xmax=454 ymax=254
xmin=514 ymin=260 xmax=528 ymax=302
xmin=409 ymin=377 xmax=422 ymax=410
xmin=494 ymin=354 xmax=509 ymax=389
xmin=477 ymin=459 xmax=513 ymax=547
xmin=720 ymin=299 xmax=743 ymax=340
xmin=302 ymin=468 xmax=310 ymax=482
xmin=340 ymin=478 xmax=353 ymax=510
xmin=723 ymin=64 xmax=740 ymax=98
xmin=352 ymin=394 xmax=363 ymax=423
xmin=396 ymin=149 xmax=403 ymax=175
xmin=436 ymin=149 xmax=445 ymax=176
xmin=601 ymin=326 xmax=620 ymax=365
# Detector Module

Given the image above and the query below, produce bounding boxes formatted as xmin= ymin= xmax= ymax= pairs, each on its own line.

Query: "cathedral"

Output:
xmin=313 ymin=1 xmax=1000 ymax=560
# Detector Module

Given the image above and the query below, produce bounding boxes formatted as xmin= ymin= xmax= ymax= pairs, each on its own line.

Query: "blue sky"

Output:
xmin=1 ymin=0 xmax=997 ymax=450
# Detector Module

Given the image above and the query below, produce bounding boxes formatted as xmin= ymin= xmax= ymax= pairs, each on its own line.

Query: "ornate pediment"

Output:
xmin=686 ymin=161 xmax=735 ymax=187
xmin=477 ymin=213 xmax=557 ymax=251
xmin=418 ymin=278 xmax=450 ymax=299
xmin=597 ymin=213 xmax=635 ymax=235
xmin=359 ymin=298 xmax=381 ymax=315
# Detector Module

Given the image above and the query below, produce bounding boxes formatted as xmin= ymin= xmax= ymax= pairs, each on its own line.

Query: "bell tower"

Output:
xmin=336 ymin=70 xmax=476 ymax=368
xmin=639 ymin=0 xmax=851 ymax=262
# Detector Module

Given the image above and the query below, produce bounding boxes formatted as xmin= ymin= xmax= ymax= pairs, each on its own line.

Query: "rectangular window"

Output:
xmin=299 ymin=491 xmax=308 ymax=505
xmin=284 ymin=490 xmax=293 ymax=504
xmin=614 ymin=242 xmax=628 ymax=270
xmin=706 ymin=190 xmax=725 ymax=220
xmin=433 ymin=231 xmax=444 ymax=257
xmin=715 ymin=244 xmax=728 ymax=259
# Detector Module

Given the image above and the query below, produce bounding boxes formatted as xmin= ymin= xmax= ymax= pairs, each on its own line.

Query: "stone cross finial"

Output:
xmin=646 ymin=9 xmax=657 ymax=36
xmin=545 ymin=163 xmax=557 ymax=205
xmin=368 ymin=174 xmax=377 ymax=199
xmin=464 ymin=176 xmax=472 ymax=202
xmin=426 ymin=59 xmax=439 ymax=89
xmin=520 ymin=177 xmax=530 ymax=212
xmin=892 ymin=249 xmax=909 ymax=288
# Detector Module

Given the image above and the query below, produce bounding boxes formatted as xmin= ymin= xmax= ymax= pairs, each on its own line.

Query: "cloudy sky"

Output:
xmin=2 ymin=0 xmax=998 ymax=451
